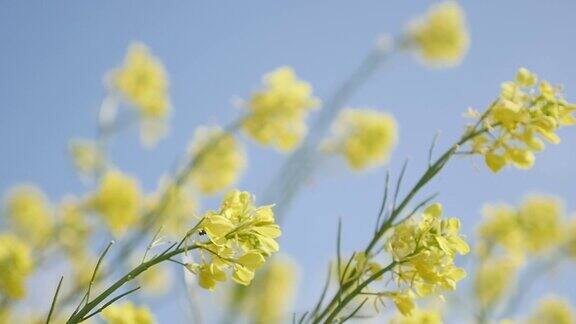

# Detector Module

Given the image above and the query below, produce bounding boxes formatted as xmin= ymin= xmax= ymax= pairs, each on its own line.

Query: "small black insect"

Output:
xmin=198 ymin=229 xmax=207 ymax=236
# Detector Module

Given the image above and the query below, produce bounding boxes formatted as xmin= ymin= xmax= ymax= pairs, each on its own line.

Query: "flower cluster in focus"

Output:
xmin=386 ymin=203 xmax=469 ymax=315
xmin=185 ymin=190 xmax=281 ymax=290
xmin=469 ymin=68 xmax=576 ymax=172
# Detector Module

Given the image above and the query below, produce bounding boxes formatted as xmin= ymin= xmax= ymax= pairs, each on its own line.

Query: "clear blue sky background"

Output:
xmin=1 ymin=1 xmax=575 ymax=323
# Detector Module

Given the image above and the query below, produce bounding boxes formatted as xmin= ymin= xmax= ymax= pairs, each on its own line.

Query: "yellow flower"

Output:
xmin=5 ymin=185 xmax=53 ymax=245
xmin=186 ymin=190 xmax=281 ymax=290
xmin=146 ymin=179 xmax=198 ymax=238
xmin=518 ymin=196 xmax=564 ymax=254
xmin=565 ymin=218 xmax=576 ymax=258
xmin=137 ymin=263 xmax=171 ymax=296
xmin=528 ymin=297 xmax=575 ymax=324
xmin=188 ymin=126 xmax=246 ymax=195
xmin=243 ymin=67 xmax=319 ymax=152
xmin=386 ymin=203 xmax=469 ymax=298
xmin=477 ymin=204 xmax=524 ymax=259
xmin=390 ymin=291 xmax=416 ymax=317
xmin=407 ymin=1 xmax=469 ymax=67
xmin=478 ymin=196 xmax=565 ymax=259
xmin=390 ymin=306 xmax=443 ymax=324
xmin=56 ymin=197 xmax=91 ymax=256
xmin=0 ymin=234 xmax=34 ymax=299
xmin=474 ymin=257 xmax=517 ymax=308
xmin=110 ymin=43 xmax=170 ymax=120
xmin=88 ymin=170 xmax=142 ymax=236
xmin=324 ymin=108 xmax=398 ymax=170
xmin=469 ymin=68 xmax=576 ymax=172
xmin=69 ymin=139 xmax=105 ymax=178
xmin=250 ymin=256 xmax=299 ymax=324
xmin=101 ymin=302 xmax=155 ymax=324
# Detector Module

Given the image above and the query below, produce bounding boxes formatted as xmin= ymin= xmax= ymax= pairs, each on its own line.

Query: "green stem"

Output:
xmin=312 ymin=124 xmax=492 ymax=323
xmin=67 ymin=245 xmax=198 ymax=323
xmin=314 ymin=261 xmax=397 ymax=324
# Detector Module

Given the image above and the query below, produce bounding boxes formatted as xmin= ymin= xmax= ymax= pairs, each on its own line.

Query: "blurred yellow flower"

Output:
xmin=478 ymin=195 xmax=565 ymax=259
xmin=390 ymin=306 xmax=443 ymax=324
xmin=474 ymin=257 xmax=518 ymax=308
xmin=101 ymin=302 xmax=155 ymax=324
xmin=477 ymin=204 xmax=524 ymax=259
xmin=387 ymin=203 xmax=469 ymax=298
xmin=0 ymin=234 xmax=34 ymax=300
xmin=188 ymin=126 xmax=246 ymax=195
xmin=88 ymin=170 xmax=142 ymax=236
xmin=323 ymin=108 xmax=398 ymax=170
xmin=56 ymin=196 xmax=91 ymax=256
xmin=469 ymin=68 xmax=575 ymax=172
xmin=110 ymin=43 xmax=170 ymax=120
xmin=518 ymin=196 xmax=564 ymax=254
xmin=253 ymin=256 xmax=299 ymax=324
xmin=137 ymin=263 xmax=172 ymax=296
xmin=528 ymin=297 xmax=575 ymax=324
xmin=243 ymin=66 xmax=319 ymax=152
xmin=146 ymin=179 xmax=199 ymax=238
xmin=69 ymin=139 xmax=105 ymax=178
xmin=407 ymin=1 xmax=469 ymax=67
xmin=5 ymin=185 xmax=53 ymax=245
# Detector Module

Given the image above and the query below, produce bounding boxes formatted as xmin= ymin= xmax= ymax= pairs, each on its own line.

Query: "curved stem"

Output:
xmin=67 ymin=245 xmax=199 ymax=323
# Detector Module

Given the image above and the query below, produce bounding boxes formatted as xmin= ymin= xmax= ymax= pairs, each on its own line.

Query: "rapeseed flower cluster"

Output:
xmin=87 ymin=170 xmax=142 ymax=236
xmin=69 ymin=139 xmax=105 ymax=179
xmin=186 ymin=190 xmax=281 ymax=290
xmin=406 ymin=1 xmax=469 ymax=67
xmin=474 ymin=257 xmax=518 ymax=308
xmin=0 ymin=234 xmax=33 ymax=300
xmin=386 ymin=203 xmax=469 ymax=315
xmin=101 ymin=302 xmax=155 ymax=324
xmin=242 ymin=67 xmax=319 ymax=152
xmin=390 ymin=307 xmax=443 ymax=324
xmin=252 ymin=256 xmax=299 ymax=324
xmin=109 ymin=43 xmax=171 ymax=146
xmin=469 ymin=68 xmax=576 ymax=172
xmin=110 ymin=43 xmax=170 ymax=121
xmin=5 ymin=185 xmax=53 ymax=245
xmin=477 ymin=195 xmax=564 ymax=260
xmin=323 ymin=109 xmax=398 ymax=170
xmin=188 ymin=127 xmax=246 ymax=195
xmin=56 ymin=197 xmax=91 ymax=257
xmin=528 ymin=297 xmax=575 ymax=324
xmin=146 ymin=180 xmax=198 ymax=238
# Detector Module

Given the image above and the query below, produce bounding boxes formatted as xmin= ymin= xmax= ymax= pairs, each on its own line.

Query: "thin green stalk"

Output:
xmin=314 ymin=261 xmax=397 ymax=324
xmin=45 ymin=276 xmax=64 ymax=324
xmin=365 ymin=125 xmax=492 ymax=256
xmin=67 ymin=245 xmax=199 ymax=323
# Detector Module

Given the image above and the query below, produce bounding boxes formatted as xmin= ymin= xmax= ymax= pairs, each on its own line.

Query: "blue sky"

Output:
xmin=1 ymin=1 xmax=575 ymax=322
